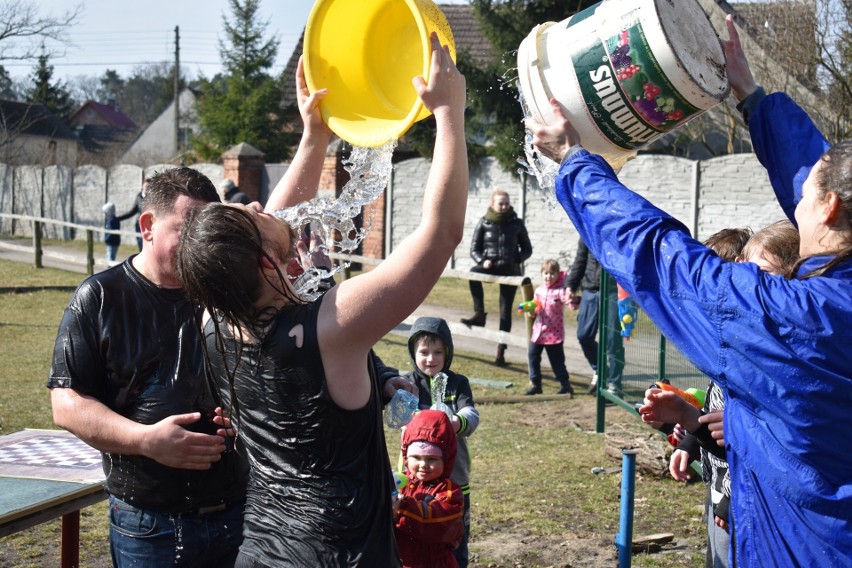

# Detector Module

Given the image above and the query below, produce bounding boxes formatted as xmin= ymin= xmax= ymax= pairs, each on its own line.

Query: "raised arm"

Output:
xmin=721 ymin=15 xmax=830 ymax=220
xmin=721 ymin=15 xmax=758 ymax=103
xmin=265 ymin=56 xmax=333 ymax=213
xmin=318 ymin=33 xmax=467 ymax=408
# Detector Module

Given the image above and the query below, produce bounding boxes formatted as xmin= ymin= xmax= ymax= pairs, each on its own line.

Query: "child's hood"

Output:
xmin=102 ymin=202 xmax=116 ymax=216
xmin=407 ymin=316 xmax=454 ymax=371
xmin=401 ymin=409 xmax=458 ymax=479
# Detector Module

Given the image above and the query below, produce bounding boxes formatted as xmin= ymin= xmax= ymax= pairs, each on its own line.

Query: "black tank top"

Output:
xmin=205 ymin=297 xmax=400 ymax=567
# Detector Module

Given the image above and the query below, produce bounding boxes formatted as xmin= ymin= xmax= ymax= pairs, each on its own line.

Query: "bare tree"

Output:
xmin=652 ymin=1 xmax=850 ymax=158
xmin=728 ymin=0 xmax=849 ymax=143
xmin=0 ymin=0 xmax=82 ymax=61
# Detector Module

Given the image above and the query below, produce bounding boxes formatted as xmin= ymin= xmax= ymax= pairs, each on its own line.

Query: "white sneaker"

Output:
xmin=587 ymin=373 xmax=598 ymax=394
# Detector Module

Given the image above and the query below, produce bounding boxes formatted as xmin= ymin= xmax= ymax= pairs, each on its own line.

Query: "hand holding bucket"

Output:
xmin=518 ymin=0 xmax=729 ymax=167
xmin=304 ymin=0 xmax=456 ymax=148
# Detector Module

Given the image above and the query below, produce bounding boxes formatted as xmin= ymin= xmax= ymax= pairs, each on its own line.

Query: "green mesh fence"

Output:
xmin=596 ymin=270 xmax=707 ymax=430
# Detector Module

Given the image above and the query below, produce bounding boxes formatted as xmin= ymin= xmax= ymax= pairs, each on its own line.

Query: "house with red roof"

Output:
xmin=69 ymin=99 xmax=139 ymax=167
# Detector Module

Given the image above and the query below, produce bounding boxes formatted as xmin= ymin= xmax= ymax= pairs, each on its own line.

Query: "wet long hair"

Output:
xmin=794 ymin=141 xmax=852 ymax=279
xmin=176 ymin=203 xmax=300 ymax=424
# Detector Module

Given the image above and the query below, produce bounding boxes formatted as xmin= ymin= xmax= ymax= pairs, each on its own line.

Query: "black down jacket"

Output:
xmin=469 ymin=212 xmax=532 ymax=275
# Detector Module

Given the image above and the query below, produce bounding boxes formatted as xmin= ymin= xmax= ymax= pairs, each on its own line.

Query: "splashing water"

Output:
xmin=273 ymin=142 xmax=396 ymax=301
xmin=516 ymin=83 xmax=561 ymax=211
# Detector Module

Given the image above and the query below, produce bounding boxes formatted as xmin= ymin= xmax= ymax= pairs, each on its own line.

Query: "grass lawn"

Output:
xmin=0 ymin=258 xmax=706 ymax=567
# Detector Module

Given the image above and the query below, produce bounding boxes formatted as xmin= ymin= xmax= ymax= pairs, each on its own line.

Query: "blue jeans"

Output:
xmin=109 ymin=495 xmax=244 ymax=567
xmin=576 ymin=289 xmax=624 ymax=389
xmin=528 ymin=342 xmax=569 ymax=387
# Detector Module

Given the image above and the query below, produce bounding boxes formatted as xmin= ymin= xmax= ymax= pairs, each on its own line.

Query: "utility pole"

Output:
xmin=174 ymin=25 xmax=181 ymax=156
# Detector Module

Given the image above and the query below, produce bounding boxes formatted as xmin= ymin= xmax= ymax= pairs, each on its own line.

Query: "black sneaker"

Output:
xmin=557 ymin=385 xmax=574 ymax=398
xmin=524 ymin=386 xmax=542 ymax=395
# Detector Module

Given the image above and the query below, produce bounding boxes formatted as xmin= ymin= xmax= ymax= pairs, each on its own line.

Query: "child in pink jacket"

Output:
xmin=524 ymin=259 xmax=575 ymax=396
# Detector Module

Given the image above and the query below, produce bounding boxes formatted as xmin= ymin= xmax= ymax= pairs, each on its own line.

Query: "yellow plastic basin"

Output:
xmin=304 ymin=0 xmax=456 ymax=148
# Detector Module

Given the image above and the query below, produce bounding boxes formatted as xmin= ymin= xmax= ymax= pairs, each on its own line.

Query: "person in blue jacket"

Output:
xmin=524 ymin=15 xmax=851 ymax=567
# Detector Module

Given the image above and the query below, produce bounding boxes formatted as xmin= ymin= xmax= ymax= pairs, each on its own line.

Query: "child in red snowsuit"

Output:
xmin=394 ymin=409 xmax=465 ymax=568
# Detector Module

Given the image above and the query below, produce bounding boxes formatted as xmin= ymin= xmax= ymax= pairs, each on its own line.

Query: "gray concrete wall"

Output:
xmin=390 ymin=152 xmax=787 ymax=278
xmin=0 ymin=162 xmax=222 ymax=241
xmin=43 ymin=166 xmax=72 ymax=240
xmin=0 ymin=152 xmax=792 ymax=272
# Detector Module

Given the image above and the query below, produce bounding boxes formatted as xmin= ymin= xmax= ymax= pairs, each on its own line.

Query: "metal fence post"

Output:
xmin=616 ymin=449 xmax=638 ymax=567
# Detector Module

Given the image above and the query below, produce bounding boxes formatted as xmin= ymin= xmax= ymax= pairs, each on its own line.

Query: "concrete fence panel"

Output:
xmin=13 ymin=166 xmax=42 ymax=237
xmin=74 ymin=165 xmax=107 ymax=239
xmin=108 ymin=164 xmax=145 ymax=218
xmin=43 ymin=165 xmax=73 ymax=240
xmin=0 ymin=164 xmax=11 ymax=233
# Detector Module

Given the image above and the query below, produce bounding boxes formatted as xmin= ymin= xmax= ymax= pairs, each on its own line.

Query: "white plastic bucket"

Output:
xmin=518 ymin=0 xmax=729 ymax=168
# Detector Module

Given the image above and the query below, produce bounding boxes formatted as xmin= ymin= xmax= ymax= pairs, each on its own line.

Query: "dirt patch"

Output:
xmin=468 ymin=391 xmax=668 ymax=567
xmin=471 ymin=528 xmax=618 ymax=567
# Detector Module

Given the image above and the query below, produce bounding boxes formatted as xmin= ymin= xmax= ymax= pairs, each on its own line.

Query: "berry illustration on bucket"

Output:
xmin=518 ymin=0 xmax=730 ymax=168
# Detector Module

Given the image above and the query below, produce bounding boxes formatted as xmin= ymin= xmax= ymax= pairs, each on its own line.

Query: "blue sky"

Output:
xmin=9 ymin=0 xmax=470 ymax=82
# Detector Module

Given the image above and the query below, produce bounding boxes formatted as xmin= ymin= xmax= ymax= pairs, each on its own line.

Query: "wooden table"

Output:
xmin=0 ymin=429 xmax=106 ymax=568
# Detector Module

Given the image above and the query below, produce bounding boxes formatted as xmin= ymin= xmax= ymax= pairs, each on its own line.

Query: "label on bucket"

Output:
xmin=568 ymin=9 xmax=702 ymax=150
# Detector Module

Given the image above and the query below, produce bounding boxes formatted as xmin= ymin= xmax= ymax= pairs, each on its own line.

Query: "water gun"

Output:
xmin=516 ymin=298 xmax=541 ymax=314
xmin=616 ymin=285 xmax=638 ymax=340
xmin=391 ymin=471 xmax=408 ymax=498
xmin=651 ymin=380 xmax=706 ymax=409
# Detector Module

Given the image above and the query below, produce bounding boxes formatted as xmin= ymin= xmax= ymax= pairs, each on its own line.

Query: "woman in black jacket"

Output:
xmin=462 ymin=189 xmax=532 ymax=365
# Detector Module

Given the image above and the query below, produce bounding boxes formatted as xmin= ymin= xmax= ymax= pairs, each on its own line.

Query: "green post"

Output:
xmin=86 ymin=230 xmax=94 ymax=276
xmin=595 ymin=269 xmax=610 ymax=434
xmin=658 ymin=334 xmax=667 ymax=382
xmin=33 ymin=220 xmax=43 ymax=269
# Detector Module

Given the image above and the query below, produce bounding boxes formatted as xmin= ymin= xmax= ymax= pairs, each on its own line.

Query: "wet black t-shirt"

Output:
xmin=48 ymin=258 xmax=248 ymax=513
xmin=206 ymin=298 xmax=400 ymax=567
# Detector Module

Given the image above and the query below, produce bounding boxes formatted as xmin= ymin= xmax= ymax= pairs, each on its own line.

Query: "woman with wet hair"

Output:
xmin=176 ymin=35 xmax=467 ymax=567
xmin=524 ymin=15 xmax=851 ymax=567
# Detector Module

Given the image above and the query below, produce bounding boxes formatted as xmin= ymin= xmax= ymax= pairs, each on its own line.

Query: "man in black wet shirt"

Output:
xmin=48 ymin=168 xmax=248 ymax=567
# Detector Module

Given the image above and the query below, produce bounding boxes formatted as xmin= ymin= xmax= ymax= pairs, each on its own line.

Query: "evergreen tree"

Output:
xmin=27 ymin=52 xmax=74 ymax=120
xmin=0 ymin=65 xmax=17 ymax=100
xmin=406 ymin=0 xmax=596 ymax=173
xmin=97 ymin=70 xmax=125 ymax=103
xmin=219 ymin=0 xmax=278 ymax=82
xmin=193 ymin=0 xmax=290 ymax=162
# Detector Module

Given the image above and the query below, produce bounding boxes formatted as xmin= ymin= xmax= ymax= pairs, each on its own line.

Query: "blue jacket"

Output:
xmin=554 ymin=94 xmax=852 ymax=565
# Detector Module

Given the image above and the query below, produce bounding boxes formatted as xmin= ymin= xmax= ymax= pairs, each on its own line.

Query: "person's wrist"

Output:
xmin=681 ymin=407 xmax=704 ymax=433
xmin=733 ymin=82 xmax=758 ymax=103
